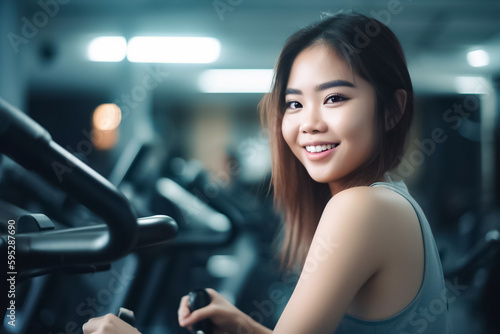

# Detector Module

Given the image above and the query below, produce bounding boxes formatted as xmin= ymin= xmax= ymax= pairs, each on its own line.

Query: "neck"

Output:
xmin=328 ymin=172 xmax=389 ymax=197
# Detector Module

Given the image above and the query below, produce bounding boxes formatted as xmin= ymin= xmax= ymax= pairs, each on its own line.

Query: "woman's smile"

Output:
xmin=303 ymin=142 xmax=340 ymax=161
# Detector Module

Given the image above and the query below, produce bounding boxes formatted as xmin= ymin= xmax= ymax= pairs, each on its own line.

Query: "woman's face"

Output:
xmin=281 ymin=43 xmax=378 ymax=194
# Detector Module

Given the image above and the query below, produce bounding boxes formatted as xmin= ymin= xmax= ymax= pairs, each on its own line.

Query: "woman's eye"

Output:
xmin=325 ymin=95 xmax=348 ymax=104
xmin=285 ymin=101 xmax=302 ymax=110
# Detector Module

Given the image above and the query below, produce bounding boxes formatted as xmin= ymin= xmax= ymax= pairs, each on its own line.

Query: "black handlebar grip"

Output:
xmin=117 ymin=307 xmax=136 ymax=327
xmin=188 ymin=289 xmax=213 ymax=334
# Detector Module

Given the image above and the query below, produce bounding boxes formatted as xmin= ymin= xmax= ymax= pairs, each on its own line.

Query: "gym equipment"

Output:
xmin=0 ymin=97 xmax=279 ymax=333
xmin=117 ymin=307 xmax=136 ymax=327
xmin=188 ymin=289 xmax=213 ymax=334
xmin=0 ymin=97 xmax=178 ymax=322
xmin=444 ymin=229 xmax=500 ymax=279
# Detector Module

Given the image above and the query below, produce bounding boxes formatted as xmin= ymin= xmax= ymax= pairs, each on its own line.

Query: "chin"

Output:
xmin=307 ymin=172 xmax=336 ymax=184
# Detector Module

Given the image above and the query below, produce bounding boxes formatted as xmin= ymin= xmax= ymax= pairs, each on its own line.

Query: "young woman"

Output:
xmin=83 ymin=12 xmax=450 ymax=334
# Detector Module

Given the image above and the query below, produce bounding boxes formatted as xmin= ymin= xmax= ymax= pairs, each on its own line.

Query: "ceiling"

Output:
xmin=7 ymin=0 xmax=500 ymax=99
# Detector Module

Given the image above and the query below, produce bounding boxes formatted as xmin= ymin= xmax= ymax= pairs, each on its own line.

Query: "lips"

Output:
xmin=303 ymin=142 xmax=339 ymax=161
xmin=304 ymin=143 xmax=339 ymax=153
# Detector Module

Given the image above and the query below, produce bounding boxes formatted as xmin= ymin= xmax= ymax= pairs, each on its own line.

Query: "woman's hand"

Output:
xmin=178 ymin=288 xmax=272 ymax=334
xmin=82 ymin=314 xmax=141 ymax=334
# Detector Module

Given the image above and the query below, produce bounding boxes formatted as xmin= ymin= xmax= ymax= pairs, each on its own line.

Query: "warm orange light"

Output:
xmin=92 ymin=103 xmax=122 ymax=130
xmin=92 ymin=103 xmax=121 ymax=150
xmin=92 ymin=129 xmax=118 ymax=150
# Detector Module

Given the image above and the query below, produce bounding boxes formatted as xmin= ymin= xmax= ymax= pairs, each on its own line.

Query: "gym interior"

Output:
xmin=0 ymin=1 xmax=499 ymax=333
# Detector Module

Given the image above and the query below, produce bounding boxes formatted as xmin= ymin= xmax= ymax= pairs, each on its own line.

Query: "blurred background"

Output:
xmin=0 ymin=0 xmax=499 ymax=333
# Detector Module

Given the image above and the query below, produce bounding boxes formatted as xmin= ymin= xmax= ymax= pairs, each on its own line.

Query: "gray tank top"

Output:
xmin=335 ymin=178 xmax=451 ymax=334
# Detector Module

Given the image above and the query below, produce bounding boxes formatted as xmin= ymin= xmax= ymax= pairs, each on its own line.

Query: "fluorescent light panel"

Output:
xmin=127 ymin=37 xmax=220 ymax=63
xmin=455 ymin=76 xmax=489 ymax=94
xmin=88 ymin=36 xmax=127 ymax=62
xmin=199 ymin=69 xmax=274 ymax=93
xmin=467 ymin=49 xmax=489 ymax=67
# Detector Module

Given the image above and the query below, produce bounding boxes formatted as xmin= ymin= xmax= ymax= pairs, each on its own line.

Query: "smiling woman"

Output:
xmin=83 ymin=11 xmax=450 ymax=334
xmin=256 ymin=11 xmax=449 ymax=334
xmin=262 ymin=12 xmax=413 ymax=272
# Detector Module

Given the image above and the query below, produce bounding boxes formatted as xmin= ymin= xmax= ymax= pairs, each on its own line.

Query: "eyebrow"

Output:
xmin=285 ymin=79 xmax=355 ymax=95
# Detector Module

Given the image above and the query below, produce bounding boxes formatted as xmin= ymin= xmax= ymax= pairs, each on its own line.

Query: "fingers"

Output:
xmin=178 ymin=295 xmax=191 ymax=323
xmin=178 ymin=290 xmax=216 ymax=328
xmin=179 ymin=306 xmax=216 ymax=328
xmin=205 ymin=288 xmax=219 ymax=300
xmin=82 ymin=314 xmax=106 ymax=333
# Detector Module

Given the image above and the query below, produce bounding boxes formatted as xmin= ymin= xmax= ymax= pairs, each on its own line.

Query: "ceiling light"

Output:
xmin=455 ymin=76 xmax=489 ymax=94
xmin=466 ymin=49 xmax=489 ymax=67
xmin=198 ymin=69 xmax=274 ymax=93
xmin=127 ymin=37 xmax=220 ymax=63
xmin=88 ymin=36 xmax=127 ymax=62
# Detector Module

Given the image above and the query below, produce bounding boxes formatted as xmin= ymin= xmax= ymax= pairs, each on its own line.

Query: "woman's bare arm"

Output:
xmin=272 ymin=186 xmax=393 ymax=334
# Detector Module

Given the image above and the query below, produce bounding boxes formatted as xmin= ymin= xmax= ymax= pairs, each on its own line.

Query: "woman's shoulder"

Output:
xmin=321 ymin=184 xmax=419 ymax=244
xmin=326 ymin=184 xmax=411 ymax=217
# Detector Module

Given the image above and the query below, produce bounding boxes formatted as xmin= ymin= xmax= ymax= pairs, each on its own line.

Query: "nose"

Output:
xmin=299 ymin=107 xmax=327 ymax=134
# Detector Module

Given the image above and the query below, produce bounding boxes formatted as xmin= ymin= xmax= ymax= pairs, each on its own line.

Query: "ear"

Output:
xmin=385 ymin=89 xmax=407 ymax=131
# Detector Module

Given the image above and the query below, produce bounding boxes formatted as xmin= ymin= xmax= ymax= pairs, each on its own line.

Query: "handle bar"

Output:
xmin=444 ymin=229 xmax=500 ymax=279
xmin=7 ymin=215 xmax=177 ymax=271
xmin=0 ymin=97 xmax=174 ymax=269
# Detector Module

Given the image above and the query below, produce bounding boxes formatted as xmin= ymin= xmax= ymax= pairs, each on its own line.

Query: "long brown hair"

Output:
xmin=260 ymin=12 xmax=414 ymax=270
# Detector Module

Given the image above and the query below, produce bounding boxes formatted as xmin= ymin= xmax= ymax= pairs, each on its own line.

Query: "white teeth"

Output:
xmin=305 ymin=144 xmax=337 ymax=153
